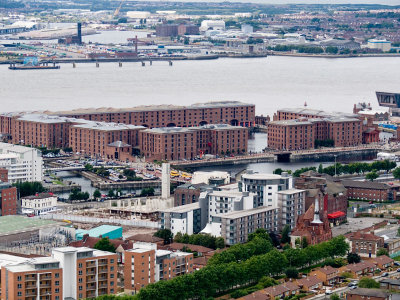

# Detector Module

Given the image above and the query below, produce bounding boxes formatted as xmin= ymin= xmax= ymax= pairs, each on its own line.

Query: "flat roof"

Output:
xmin=218 ymin=206 xmax=277 ymax=219
xmin=0 ymin=216 xmax=57 ymax=236
xmin=277 ymin=188 xmax=305 ymax=195
xmin=72 ymin=121 xmax=145 ymax=131
xmin=163 ymin=202 xmax=200 ymax=213
xmin=52 ymin=101 xmax=253 ymax=116
xmin=143 ymin=123 xmax=245 ymax=134
xmin=242 ymin=173 xmax=283 ymax=180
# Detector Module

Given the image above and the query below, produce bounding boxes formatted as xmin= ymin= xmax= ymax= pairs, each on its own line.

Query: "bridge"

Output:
xmin=45 ymin=165 xmax=125 ymax=172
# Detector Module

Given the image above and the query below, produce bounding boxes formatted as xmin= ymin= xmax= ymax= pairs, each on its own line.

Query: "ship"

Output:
xmin=9 ymin=56 xmax=60 ymax=70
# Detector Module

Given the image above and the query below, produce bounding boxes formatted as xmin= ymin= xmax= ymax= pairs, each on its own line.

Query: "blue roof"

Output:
xmin=88 ymin=225 xmax=122 ymax=237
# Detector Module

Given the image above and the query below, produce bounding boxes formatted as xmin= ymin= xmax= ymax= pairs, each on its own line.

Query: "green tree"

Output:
xmin=285 ymin=267 xmax=299 ymax=278
xmin=397 ymin=227 xmax=400 ymax=237
xmin=366 ymin=171 xmax=379 ymax=181
xmin=330 ymin=294 xmax=340 ymax=300
xmin=215 ymin=237 xmax=225 ymax=249
xmin=347 ymin=252 xmax=361 ymax=264
xmin=394 ymin=167 xmax=400 ymax=179
xmin=281 ymin=225 xmax=291 ymax=244
xmin=94 ymin=237 xmax=116 ymax=253
xmin=301 ymin=236 xmax=308 ymax=248
xmin=154 ymin=229 xmax=173 ymax=244
xmin=13 ymin=181 xmax=46 ymax=197
xmin=318 ymin=163 xmax=324 ymax=174
xmin=377 ymin=248 xmax=389 ymax=256
xmin=358 ymin=277 xmax=380 ymax=289
xmin=108 ymin=189 xmax=115 ymax=198
xmin=84 ymin=163 xmax=93 ymax=172
xmin=141 ymin=187 xmax=155 ymax=197
xmin=93 ymin=189 xmax=101 ymax=199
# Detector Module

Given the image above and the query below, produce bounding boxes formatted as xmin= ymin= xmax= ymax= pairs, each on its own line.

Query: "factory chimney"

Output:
xmin=77 ymin=22 xmax=82 ymax=45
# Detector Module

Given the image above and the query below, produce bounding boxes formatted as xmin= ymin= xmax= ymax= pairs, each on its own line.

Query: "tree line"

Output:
xmin=273 ymin=159 xmax=396 ymax=178
xmin=134 ymin=234 xmax=349 ymax=300
xmin=174 ymin=232 xmax=225 ymax=250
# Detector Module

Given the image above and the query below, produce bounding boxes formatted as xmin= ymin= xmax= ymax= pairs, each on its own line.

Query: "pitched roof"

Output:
xmin=296 ymin=275 xmax=323 ymax=288
xmin=372 ymin=255 xmax=394 ymax=265
xmin=315 ymin=265 xmax=339 ymax=275
xmin=264 ymin=284 xmax=289 ymax=297
xmin=161 ymin=242 xmax=214 ymax=254
xmin=125 ymin=234 xmax=163 ymax=243
xmin=342 ymin=180 xmax=391 ymax=190
xmin=343 ymin=261 xmax=375 ymax=272
xmin=380 ymin=278 xmax=400 ymax=286
xmin=345 ymin=231 xmax=382 ymax=242
xmin=283 ymin=282 xmax=300 ymax=292
xmin=239 ymin=290 xmax=268 ymax=300
xmin=347 ymin=288 xmax=388 ymax=298
xmin=69 ymin=235 xmax=133 ymax=250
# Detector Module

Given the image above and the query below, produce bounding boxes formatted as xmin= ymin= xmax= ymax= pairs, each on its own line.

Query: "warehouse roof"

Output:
xmin=0 ymin=216 xmax=57 ymax=236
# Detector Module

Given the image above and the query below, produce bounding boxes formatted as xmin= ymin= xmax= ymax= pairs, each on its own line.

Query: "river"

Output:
xmin=3 ymin=50 xmax=399 ymax=194
xmin=1 ymin=55 xmax=399 ymax=117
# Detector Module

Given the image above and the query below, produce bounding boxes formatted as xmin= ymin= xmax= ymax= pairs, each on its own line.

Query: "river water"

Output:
xmin=1 ymin=55 xmax=400 ymax=117
xmin=2 ymin=46 xmax=400 ymax=193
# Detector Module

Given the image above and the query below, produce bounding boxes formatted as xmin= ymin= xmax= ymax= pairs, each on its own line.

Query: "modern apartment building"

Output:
xmin=1 ymin=256 xmax=63 ymax=300
xmin=209 ymin=206 xmax=280 ymax=245
xmin=52 ymin=247 xmax=118 ymax=299
xmin=161 ymin=202 xmax=203 ymax=236
xmin=0 ymin=143 xmax=43 ymax=183
xmin=53 ymin=101 xmax=255 ymax=128
xmin=277 ymin=189 xmax=305 ymax=229
xmin=239 ymin=172 xmax=294 ymax=207
xmin=124 ymin=243 xmax=194 ymax=294
xmin=140 ymin=124 xmax=248 ymax=161
xmin=69 ymin=121 xmax=144 ymax=158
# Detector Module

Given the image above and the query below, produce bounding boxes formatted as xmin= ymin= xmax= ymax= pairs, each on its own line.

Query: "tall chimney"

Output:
xmin=77 ymin=22 xmax=82 ymax=45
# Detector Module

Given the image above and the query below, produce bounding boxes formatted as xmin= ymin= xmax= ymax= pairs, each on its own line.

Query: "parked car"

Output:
xmin=325 ymin=290 xmax=332 ymax=295
xmin=382 ymin=272 xmax=389 ymax=277
xmin=350 ymin=286 xmax=357 ymax=290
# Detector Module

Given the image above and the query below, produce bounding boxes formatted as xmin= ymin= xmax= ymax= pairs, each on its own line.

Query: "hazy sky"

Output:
xmin=156 ymin=0 xmax=400 ymax=5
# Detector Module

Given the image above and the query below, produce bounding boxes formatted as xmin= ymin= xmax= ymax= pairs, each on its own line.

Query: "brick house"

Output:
xmin=345 ymin=231 xmax=385 ymax=258
xmin=342 ymin=180 xmax=397 ymax=202
xmin=371 ymin=255 xmax=394 ymax=269
xmin=380 ymin=279 xmax=400 ymax=290
xmin=346 ymin=288 xmax=391 ymax=300
xmin=310 ymin=266 xmax=340 ymax=285
xmin=296 ymin=275 xmax=324 ymax=291
xmin=339 ymin=261 xmax=376 ymax=277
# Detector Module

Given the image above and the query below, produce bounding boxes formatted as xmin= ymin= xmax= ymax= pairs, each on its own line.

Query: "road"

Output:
xmin=309 ymin=269 xmax=400 ymax=300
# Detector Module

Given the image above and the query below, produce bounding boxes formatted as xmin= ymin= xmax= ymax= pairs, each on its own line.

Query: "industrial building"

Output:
xmin=140 ymin=124 xmax=248 ymax=161
xmin=52 ymin=101 xmax=255 ymax=129
xmin=76 ymin=225 xmax=123 ymax=241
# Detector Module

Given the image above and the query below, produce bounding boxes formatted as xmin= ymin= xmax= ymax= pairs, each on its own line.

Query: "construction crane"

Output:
xmin=113 ymin=0 xmax=126 ymax=18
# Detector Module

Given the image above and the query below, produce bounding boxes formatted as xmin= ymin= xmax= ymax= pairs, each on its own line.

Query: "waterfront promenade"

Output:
xmin=171 ymin=144 xmax=384 ymax=168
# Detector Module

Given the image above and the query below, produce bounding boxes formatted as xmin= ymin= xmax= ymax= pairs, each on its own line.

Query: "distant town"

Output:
xmin=1 ymin=1 xmax=400 ymax=64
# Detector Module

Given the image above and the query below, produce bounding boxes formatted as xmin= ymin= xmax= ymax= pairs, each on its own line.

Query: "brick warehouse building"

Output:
xmin=69 ymin=121 xmax=145 ymax=158
xmin=268 ymin=117 xmax=363 ymax=150
xmin=52 ymin=101 xmax=255 ymax=128
xmin=342 ymin=180 xmax=398 ymax=202
xmin=139 ymin=124 xmax=248 ymax=161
